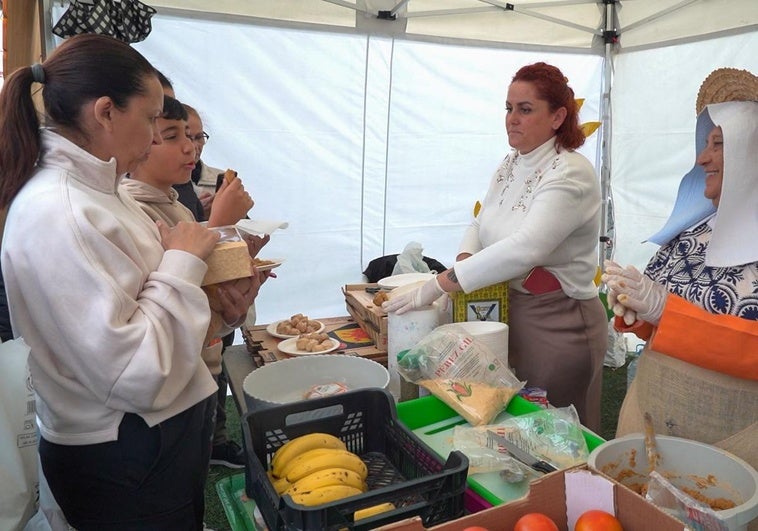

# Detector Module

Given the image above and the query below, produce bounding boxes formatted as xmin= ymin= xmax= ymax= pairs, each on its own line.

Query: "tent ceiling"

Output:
xmin=149 ymin=0 xmax=758 ymax=52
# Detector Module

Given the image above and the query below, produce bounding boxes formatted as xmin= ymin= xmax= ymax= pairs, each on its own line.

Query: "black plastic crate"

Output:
xmin=242 ymin=387 xmax=468 ymax=530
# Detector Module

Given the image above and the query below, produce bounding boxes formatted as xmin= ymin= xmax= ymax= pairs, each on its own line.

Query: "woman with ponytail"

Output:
xmin=0 ymin=34 xmax=253 ymax=530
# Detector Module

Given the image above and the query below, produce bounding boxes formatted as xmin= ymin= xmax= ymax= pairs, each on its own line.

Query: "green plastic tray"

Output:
xmin=216 ymin=473 xmax=258 ymax=531
xmin=396 ymin=394 xmax=605 ymax=507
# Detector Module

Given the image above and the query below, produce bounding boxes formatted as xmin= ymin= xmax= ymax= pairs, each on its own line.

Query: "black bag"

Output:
xmin=52 ymin=0 xmax=157 ymax=43
xmin=363 ymin=254 xmax=447 ymax=283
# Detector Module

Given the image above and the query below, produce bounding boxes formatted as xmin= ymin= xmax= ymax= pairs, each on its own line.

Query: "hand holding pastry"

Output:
xmin=602 ymin=262 xmax=667 ymax=325
xmin=207 ymin=170 xmax=254 ymax=227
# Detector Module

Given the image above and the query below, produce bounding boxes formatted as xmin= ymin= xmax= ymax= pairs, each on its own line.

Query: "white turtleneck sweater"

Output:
xmin=456 ymin=137 xmax=601 ymax=299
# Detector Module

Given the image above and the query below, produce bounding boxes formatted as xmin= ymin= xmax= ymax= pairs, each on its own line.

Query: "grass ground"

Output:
xmin=202 ymin=359 xmax=632 ymax=530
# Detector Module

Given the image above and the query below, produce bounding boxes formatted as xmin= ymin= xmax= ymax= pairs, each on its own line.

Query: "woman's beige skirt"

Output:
xmin=508 ymin=289 xmax=608 ymax=433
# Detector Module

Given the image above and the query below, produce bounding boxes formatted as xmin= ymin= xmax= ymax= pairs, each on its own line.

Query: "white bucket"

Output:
xmin=588 ymin=434 xmax=758 ymax=530
xmin=436 ymin=321 xmax=509 ymax=367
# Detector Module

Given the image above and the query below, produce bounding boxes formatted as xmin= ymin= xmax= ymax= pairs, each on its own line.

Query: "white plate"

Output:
xmin=277 ymin=337 xmax=341 ymax=356
xmin=253 ymin=258 xmax=284 ymax=272
xmin=377 ymin=272 xmax=436 ymax=289
xmin=266 ymin=319 xmax=326 ymax=339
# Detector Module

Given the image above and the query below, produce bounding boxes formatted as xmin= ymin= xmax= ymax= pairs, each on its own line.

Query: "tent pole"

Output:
xmin=599 ymin=0 xmax=618 ymax=267
xmin=38 ymin=0 xmax=55 ymax=59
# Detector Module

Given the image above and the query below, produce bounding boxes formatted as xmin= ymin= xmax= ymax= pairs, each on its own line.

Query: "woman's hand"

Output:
xmin=243 ymin=233 xmax=270 ymax=259
xmin=157 ymin=220 xmax=219 ymax=260
xmin=602 ymin=262 xmax=668 ymax=325
xmin=207 ymin=175 xmax=254 ymax=227
xmin=382 ymin=276 xmax=446 ymax=315
xmin=213 ymin=270 xmax=262 ymax=326
xmin=602 ymin=260 xmax=637 ymax=325
xmin=198 ymin=190 xmax=215 ymax=219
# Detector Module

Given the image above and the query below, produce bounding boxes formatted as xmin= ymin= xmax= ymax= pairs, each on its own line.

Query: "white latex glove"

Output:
xmin=602 ymin=260 xmax=637 ymax=325
xmin=603 ymin=264 xmax=668 ymax=325
xmin=382 ymin=276 xmax=446 ymax=315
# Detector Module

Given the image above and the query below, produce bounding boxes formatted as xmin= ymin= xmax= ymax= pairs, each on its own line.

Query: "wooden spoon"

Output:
xmin=643 ymin=412 xmax=661 ymax=474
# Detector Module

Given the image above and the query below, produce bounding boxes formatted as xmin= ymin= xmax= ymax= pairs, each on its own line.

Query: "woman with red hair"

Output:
xmin=385 ymin=62 xmax=606 ymax=431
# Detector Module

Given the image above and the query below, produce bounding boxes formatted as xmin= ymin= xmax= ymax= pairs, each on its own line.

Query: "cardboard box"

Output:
xmin=343 ymin=283 xmax=388 ymax=352
xmin=376 ymin=466 xmax=685 ymax=531
xmin=450 ymin=281 xmax=509 ymax=324
xmin=202 ymin=240 xmax=251 ymax=286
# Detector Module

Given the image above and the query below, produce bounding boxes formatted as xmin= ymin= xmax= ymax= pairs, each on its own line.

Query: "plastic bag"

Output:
xmin=451 ymin=425 xmax=531 ymax=481
xmin=0 ymin=339 xmax=37 ymax=531
xmin=646 ymin=470 xmax=730 ymax=531
xmin=604 ymin=321 xmax=627 ymax=368
xmin=477 ymin=406 xmax=590 ymax=470
xmin=397 ymin=325 xmax=524 ymax=425
xmin=449 ymin=406 xmax=588 ymax=483
xmin=392 ymin=241 xmax=431 ymax=275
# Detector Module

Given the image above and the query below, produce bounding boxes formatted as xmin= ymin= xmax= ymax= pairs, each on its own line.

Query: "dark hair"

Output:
xmin=182 ymin=103 xmax=200 ymax=120
xmin=156 ymin=70 xmax=173 ymax=91
xmin=162 ymin=95 xmax=188 ymax=121
xmin=0 ymin=34 xmax=158 ymax=208
xmin=512 ymin=62 xmax=585 ymax=150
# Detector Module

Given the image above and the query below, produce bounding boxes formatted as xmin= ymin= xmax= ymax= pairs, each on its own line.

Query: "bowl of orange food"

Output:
xmin=588 ymin=434 xmax=758 ymax=530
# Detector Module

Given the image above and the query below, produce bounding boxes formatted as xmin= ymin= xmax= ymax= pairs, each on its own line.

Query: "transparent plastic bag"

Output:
xmin=646 ymin=471 xmax=730 ymax=531
xmin=474 ymin=406 xmax=589 ymax=470
xmin=392 ymin=241 xmax=431 ymax=275
xmin=451 ymin=425 xmax=533 ymax=482
xmin=397 ymin=325 xmax=524 ymax=425
xmin=501 ymin=405 xmax=589 ymax=469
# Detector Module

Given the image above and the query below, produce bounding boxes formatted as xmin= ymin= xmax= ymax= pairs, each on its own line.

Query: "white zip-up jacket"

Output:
xmin=1 ymin=129 xmax=217 ymax=446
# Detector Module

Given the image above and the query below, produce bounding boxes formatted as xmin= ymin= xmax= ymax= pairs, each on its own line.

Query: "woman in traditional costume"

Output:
xmin=604 ymin=68 xmax=758 ymax=471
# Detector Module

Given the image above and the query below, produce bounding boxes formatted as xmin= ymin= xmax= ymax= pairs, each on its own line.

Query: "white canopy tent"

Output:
xmin=41 ymin=2 xmax=758 ymax=325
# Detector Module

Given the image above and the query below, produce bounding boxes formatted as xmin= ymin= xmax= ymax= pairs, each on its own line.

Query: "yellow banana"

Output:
xmin=288 ymin=484 xmax=363 ymax=507
xmin=286 ymin=450 xmax=368 ymax=483
xmin=266 ymin=470 xmax=291 ymax=495
xmin=286 ymin=467 xmax=366 ymax=495
xmin=354 ymin=502 xmax=396 ymax=521
xmin=277 ymin=447 xmax=348 ymax=480
xmin=271 ymin=433 xmax=346 ymax=477
xmin=271 ymin=476 xmax=292 ymax=495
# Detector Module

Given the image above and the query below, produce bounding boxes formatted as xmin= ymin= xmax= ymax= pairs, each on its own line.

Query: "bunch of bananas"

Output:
xmin=267 ymin=432 xmax=397 ymax=520
xmin=268 ymin=432 xmax=368 ymax=506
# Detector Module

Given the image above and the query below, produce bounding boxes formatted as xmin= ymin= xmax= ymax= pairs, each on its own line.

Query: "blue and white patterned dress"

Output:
xmin=645 ymin=219 xmax=758 ymax=321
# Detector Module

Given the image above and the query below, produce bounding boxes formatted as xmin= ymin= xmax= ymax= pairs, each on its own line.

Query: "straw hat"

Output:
xmin=695 ymin=67 xmax=758 ymax=114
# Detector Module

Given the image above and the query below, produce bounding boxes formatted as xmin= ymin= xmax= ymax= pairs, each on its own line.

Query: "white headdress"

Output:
xmin=648 ymin=68 xmax=758 ymax=267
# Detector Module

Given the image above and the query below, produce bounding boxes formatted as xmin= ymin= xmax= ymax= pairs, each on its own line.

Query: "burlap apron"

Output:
xmin=618 ymin=348 xmax=758 ymax=470
xmin=508 ymin=288 xmax=607 ymax=433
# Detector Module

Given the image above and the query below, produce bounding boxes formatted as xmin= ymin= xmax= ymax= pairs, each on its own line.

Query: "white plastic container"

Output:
xmin=588 ymin=434 xmax=758 ymax=531
xmin=242 ymin=354 xmax=389 ymax=411
xmin=436 ymin=321 xmax=509 ymax=368
xmin=387 ymin=306 xmax=439 ymax=401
